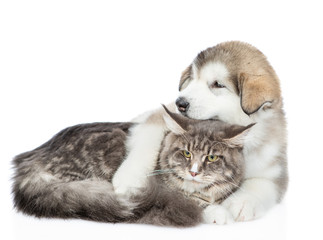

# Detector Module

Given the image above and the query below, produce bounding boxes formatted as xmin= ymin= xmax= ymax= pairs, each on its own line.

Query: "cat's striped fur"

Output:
xmin=12 ymin=107 xmax=251 ymax=226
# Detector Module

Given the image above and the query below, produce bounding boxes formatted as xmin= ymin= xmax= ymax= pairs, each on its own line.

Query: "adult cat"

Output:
xmin=12 ymin=106 xmax=252 ymax=226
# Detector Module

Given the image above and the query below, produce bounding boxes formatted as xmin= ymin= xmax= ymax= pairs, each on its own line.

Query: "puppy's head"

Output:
xmin=176 ymin=41 xmax=282 ymax=125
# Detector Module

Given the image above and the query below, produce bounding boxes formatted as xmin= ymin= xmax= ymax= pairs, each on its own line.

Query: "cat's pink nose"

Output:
xmin=190 ymin=171 xmax=199 ymax=177
xmin=189 ymin=163 xmax=199 ymax=177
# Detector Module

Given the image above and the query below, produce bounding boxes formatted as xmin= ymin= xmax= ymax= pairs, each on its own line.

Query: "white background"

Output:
xmin=1 ymin=1 xmax=322 ymax=239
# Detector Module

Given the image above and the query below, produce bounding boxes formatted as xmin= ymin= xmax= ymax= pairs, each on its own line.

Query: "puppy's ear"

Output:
xmin=179 ymin=65 xmax=192 ymax=91
xmin=162 ymin=105 xmax=189 ymax=135
xmin=224 ymin=123 xmax=255 ymax=148
xmin=238 ymin=73 xmax=281 ymax=115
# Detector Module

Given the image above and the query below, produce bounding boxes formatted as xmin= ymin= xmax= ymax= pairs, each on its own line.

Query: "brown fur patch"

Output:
xmin=239 ymin=73 xmax=281 ymax=115
xmin=179 ymin=65 xmax=193 ymax=91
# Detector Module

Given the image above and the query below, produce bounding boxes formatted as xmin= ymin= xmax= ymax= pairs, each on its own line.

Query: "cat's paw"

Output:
xmin=203 ymin=205 xmax=234 ymax=225
xmin=221 ymin=194 xmax=265 ymax=222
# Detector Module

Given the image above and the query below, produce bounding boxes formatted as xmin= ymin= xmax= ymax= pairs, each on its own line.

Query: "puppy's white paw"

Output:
xmin=222 ymin=194 xmax=265 ymax=222
xmin=112 ymin=168 xmax=146 ymax=196
xmin=203 ymin=205 xmax=234 ymax=225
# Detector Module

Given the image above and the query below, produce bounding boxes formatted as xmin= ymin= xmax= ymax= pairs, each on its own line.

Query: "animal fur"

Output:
xmin=113 ymin=41 xmax=288 ymax=223
xmin=12 ymin=121 xmax=203 ymax=227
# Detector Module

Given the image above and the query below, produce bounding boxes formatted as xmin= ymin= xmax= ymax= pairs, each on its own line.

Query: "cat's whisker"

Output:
xmin=146 ymin=169 xmax=175 ymax=177
xmin=226 ymin=175 xmax=263 ymax=201
xmin=146 ymin=172 xmax=175 ymax=177
xmin=148 ymin=171 xmax=175 ymax=174
xmin=208 ymin=183 xmax=236 ymax=202
xmin=211 ymin=177 xmax=264 ymax=206
xmin=150 ymin=169 xmax=174 ymax=173
xmin=224 ymin=179 xmax=241 ymax=189
xmin=224 ymin=179 xmax=266 ymax=210
xmin=206 ymin=179 xmax=241 ymax=202
xmin=221 ymin=184 xmax=239 ymax=200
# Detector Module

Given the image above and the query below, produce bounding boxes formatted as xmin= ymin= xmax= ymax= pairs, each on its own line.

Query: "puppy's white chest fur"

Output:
xmin=244 ymin=140 xmax=282 ymax=180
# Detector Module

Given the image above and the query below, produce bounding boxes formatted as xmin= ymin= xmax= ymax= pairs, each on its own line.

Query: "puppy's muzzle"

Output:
xmin=176 ymin=97 xmax=190 ymax=113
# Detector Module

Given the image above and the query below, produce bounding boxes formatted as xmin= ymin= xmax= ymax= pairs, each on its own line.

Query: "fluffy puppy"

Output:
xmin=112 ymin=41 xmax=288 ymax=224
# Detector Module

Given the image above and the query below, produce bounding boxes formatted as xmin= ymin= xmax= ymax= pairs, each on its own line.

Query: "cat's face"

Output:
xmin=161 ymin=135 xmax=243 ymax=192
xmin=158 ymin=105 xmax=253 ymax=202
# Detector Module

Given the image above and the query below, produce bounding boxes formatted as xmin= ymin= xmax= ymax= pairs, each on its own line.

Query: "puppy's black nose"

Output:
xmin=176 ymin=97 xmax=190 ymax=113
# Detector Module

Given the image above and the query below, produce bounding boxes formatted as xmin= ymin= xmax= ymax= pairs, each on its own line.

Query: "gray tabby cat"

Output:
xmin=12 ymin=106 xmax=253 ymax=227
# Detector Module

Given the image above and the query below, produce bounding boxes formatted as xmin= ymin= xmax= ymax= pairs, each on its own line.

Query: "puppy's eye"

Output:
xmin=183 ymin=150 xmax=191 ymax=158
xmin=206 ymin=155 xmax=218 ymax=162
xmin=212 ymin=81 xmax=225 ymax=88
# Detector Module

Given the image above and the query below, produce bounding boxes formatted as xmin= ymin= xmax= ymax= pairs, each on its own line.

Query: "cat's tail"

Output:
xmin=12 ymin=170 xmax=203 ymax=226
xmin=12 ymin=172 xmax=135 ymax=222
xmin=129 ymin=180 xmax=204 ymax=227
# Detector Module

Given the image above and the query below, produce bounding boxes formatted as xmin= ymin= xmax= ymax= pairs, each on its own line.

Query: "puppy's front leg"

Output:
xmin=203 ymin=204 xmax=234 ymax=225
xmin=221 ymin=178 xmax=278 ymax=222
xmin=112 ymin=104 xmax=175 ymax=196
xmin=112 ymin=122 xmax=165 ymax=195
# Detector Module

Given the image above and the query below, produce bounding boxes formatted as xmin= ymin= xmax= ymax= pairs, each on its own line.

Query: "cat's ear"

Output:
xmin=162 ymin=104 xmax=190 ymax=135
xmin=223 ymin=123 xmax=255 ymax=148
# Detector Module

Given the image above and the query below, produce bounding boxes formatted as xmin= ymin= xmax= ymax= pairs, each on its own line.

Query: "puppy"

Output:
xmin=112 ymin=41 xmax=288 ymax=224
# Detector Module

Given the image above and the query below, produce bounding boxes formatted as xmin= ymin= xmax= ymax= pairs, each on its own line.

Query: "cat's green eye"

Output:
xmin=207 ymin=155 xmax=218 ymax=162
xmin=183 ymin=150 xmax=191 ymax=158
